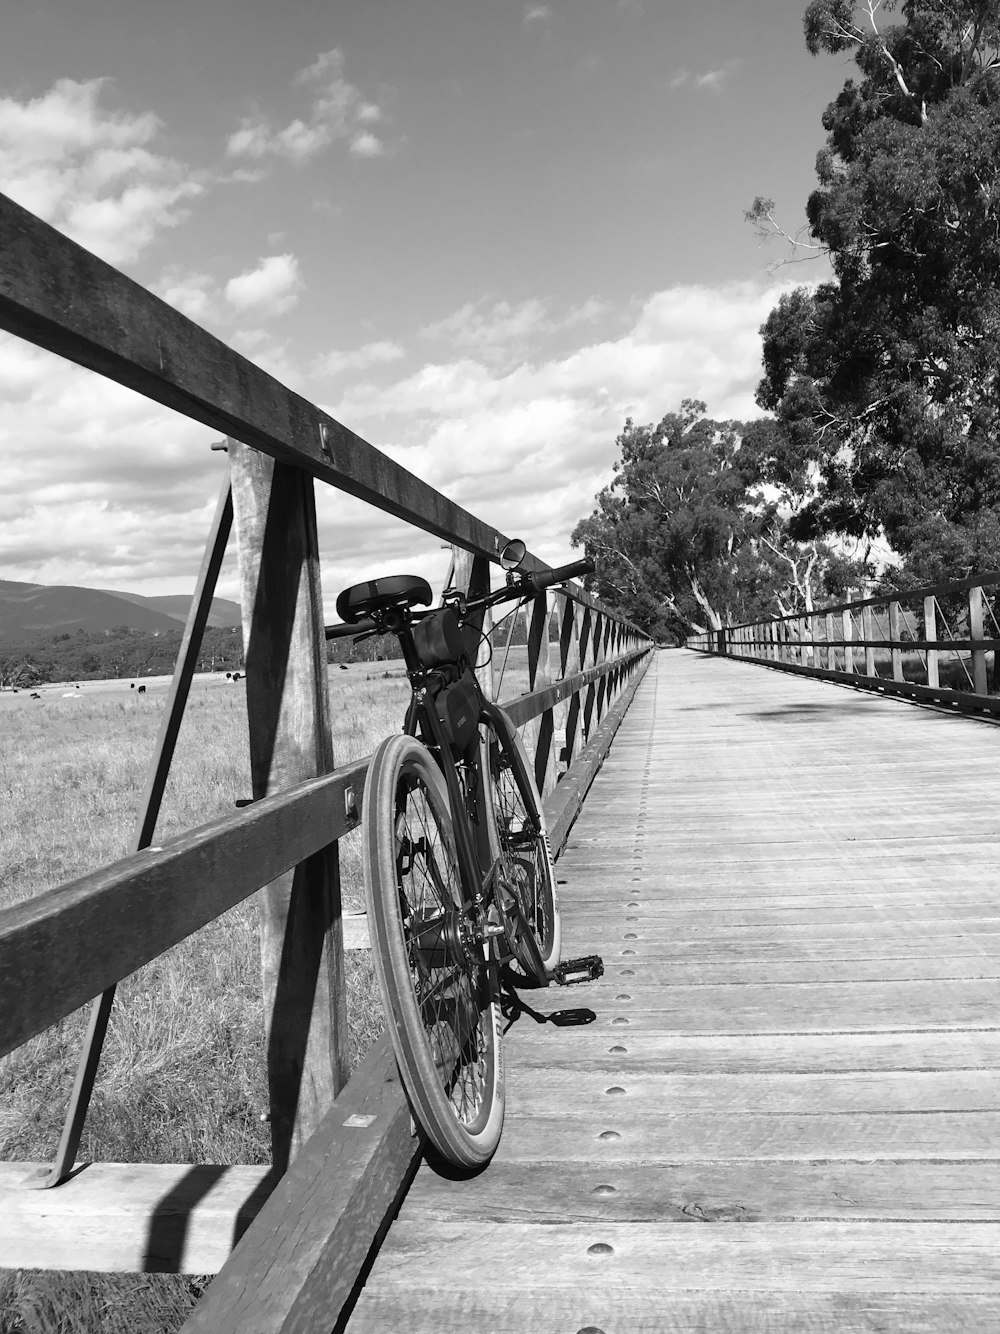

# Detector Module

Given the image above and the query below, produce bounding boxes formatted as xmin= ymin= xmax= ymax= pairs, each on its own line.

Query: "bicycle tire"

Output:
xmin=481 ymin=709 xmax=562 ymax=980
xmin=363 ymin=733 xmax=505 ymax=1168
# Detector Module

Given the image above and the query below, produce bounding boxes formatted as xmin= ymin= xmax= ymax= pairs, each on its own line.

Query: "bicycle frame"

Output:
xmin=394 ymin=619 xmax=504 ymax=937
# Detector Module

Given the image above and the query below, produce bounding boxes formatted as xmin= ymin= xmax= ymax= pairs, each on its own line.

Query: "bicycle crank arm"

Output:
xmin=552 ymin=954 xmax=604 ymax=986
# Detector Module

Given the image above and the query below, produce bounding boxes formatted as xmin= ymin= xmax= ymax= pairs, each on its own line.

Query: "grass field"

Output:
xmin=0 ymin=649 xmax=533 ymax=1332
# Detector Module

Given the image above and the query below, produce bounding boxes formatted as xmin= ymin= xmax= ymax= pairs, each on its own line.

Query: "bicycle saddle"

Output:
xmin=336 ymin=575 xmax=433 ymax=624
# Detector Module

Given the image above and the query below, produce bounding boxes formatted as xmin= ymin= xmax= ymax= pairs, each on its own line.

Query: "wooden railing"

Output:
xmin=0 ymin=190 xmax=653 ymax=1328
xmin=687 ymin=571 xmax=1000 ymax=716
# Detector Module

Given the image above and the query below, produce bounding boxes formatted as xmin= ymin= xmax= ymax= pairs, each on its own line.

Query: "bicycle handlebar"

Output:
xmin=323 ymin=557 xmax=595 ymax=642
xmin=521 ymin=558 xmax=594 ymax=595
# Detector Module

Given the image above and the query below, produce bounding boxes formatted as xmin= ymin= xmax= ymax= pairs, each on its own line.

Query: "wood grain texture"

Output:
xmin=0 ymin=1162 xmax=273 ymax=1273
xmin=230 ymin=442 xmax=347 ymax=1170
xmin=347 ymin=1291 xmax=1000 ymax=1333
xmin=182 ymin=1036 xmax=420 ymax=1334
xmin=345 ymin=651 xmax=1000 ymax=1334
xmin=0 ymin=760 xmax=366 ymax=1059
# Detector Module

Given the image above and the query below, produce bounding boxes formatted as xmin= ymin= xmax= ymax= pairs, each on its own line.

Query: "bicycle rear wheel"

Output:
xmin=363 ymin=733 xmax=504 ymax=1169
xmin=481 ymin=709 xmax=561 ymax=981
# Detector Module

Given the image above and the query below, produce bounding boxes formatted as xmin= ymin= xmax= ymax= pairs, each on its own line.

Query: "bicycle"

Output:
xmin=327 ymin=541 xmax=600 ymax=1169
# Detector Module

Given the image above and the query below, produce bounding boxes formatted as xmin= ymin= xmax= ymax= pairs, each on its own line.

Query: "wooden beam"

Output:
xmin=230 ymin=443 xmax=348 ymax=1172
xmin=0 ymin=188 xmax=652 ymax=653
xmin=181 ymin=1036 xmax=420 ymax=1334
xmin=0 ymin=1162 xmax=274 ymax=1274
xmin=0 ymin=192 xmax=499 ymax=560
xmin=524 ymin=591 xmax=556 ymax=797
xmin=451 ymin=549 xmax=494 ymax=699
xmin=0 ymin=760 xmax=366 ymax=1060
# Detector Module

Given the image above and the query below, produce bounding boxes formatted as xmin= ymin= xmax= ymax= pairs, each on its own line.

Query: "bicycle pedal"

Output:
xmin=552 ymin=954 xmax=604 ymax=986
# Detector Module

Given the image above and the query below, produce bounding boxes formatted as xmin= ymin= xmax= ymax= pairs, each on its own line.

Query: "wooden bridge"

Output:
xmin=340 ymin=647 xmax=1000 ymax=1332
xmin=2 ymin=190 xmax=999 ymax=1330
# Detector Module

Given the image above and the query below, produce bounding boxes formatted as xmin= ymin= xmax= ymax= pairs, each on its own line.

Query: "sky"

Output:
xmin=0 ymin=0 xmax=852 ymax=614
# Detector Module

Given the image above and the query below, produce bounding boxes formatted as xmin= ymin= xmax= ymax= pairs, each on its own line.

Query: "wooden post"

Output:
xmin=825 ymin=612 xmax=835 ymax=671
xmin=558 ymin=595 xmax=583 ymax=771
xmin=577 ymin=606 xmax=594 ymax=694
xmin=969 ymin=583 xmax=988 ymax=696
xmin=229 ymin=441 xmax=348 ymax=1174
xmin=889 ymin=600 xmax=903 ymax=682
xmin=526 ymin=591 xmax=557 ymax=797
xmin=863 ymin=602 xmax=877 ymax=677
xmin=452 ymin=548 xmax=494 ymax=699
xmin=843 ymin=592 xmax=855 ymax=676
xmin=924 ymin=594 xmax=939 ymax=689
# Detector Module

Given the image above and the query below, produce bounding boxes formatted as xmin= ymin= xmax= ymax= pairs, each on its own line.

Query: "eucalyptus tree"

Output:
xmin=571 ymin=403 xmax=845 ymax=639
xmin=754 ymin=0 xmax=1000 ymax=583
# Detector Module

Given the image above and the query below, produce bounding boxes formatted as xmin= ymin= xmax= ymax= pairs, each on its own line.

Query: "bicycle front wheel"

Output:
xmin=363 ymin=733 xmax=504 ymax=1169
xmin=481 ymin=708 xmax=561 ymax=981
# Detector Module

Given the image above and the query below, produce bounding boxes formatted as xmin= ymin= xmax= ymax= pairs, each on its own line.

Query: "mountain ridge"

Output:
xmin=0 ymin=579 xmax=242 ymax=637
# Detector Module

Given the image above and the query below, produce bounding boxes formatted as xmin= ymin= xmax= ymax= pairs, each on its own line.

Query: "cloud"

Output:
xmin=326 ymin=280 xmax=802 ymax=570
xmin=226 ymin=48 xmax=386 ymax=166
xmin=0 ymin=77 xmax=201 ymax=264
xmin=420 ymin=296 xmax=608 ymax=364
xmin=0 ymin=279 xmax=802 ymax=609
xmin=0 ymin=334 xmax=226 ymax=591
xmin=350 ymin=131 xmax=384 ymax=159
xmin=224 ymin=253 xmax=303 ymax=317
xmin=313 ymin=340 xmax=406 ymax=378
xmin=523 ymin=4 xmax=553 ymax=21
xmin=696 ymin=65 xmax=737 ymax=91
xmin=669 ymin=61 xmax=740 ymax=93
xmin=154 ymin=268 xmax=220 ymax=322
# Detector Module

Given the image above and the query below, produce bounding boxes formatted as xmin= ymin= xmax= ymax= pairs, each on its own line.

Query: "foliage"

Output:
xmin=571 ymin=403 xmax=872 ymax=640
xmin=0 ymin=625 xmax=245 ymax=684
xmin=570 ymin=404 xmax=769 ymax=638
xmin=0 ymin=656 xmax=44 ymax=691
xmin=756 ymin=0 xmax=1000 ymax=583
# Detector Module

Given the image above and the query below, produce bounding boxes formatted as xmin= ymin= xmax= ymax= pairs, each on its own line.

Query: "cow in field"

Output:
xmin=137 ymin=684 xmax=146 ymax=694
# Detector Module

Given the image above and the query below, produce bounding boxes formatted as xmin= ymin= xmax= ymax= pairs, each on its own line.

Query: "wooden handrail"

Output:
xmin=690 ymin=568 xmax=1000 ymax=715
xmin=726 ymin=568 xmax=1000 ymax=629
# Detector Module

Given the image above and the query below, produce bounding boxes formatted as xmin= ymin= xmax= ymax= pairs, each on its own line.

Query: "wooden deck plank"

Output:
xmin=346 ymin=1291 xmax=1000 ymax=1332
xmin=353 ymin=1219 xmax=1000 ymax=1287
xmin=401 ymin=1158 xmax=1000 ymax=1222
xmin=510 ymin=1029 xmax=1000 ymax=1073
xmin=503 ymin=1069 xmax=1000 ymax=1116
xmin=346 ymin=652 xmax=1000 ymax=1332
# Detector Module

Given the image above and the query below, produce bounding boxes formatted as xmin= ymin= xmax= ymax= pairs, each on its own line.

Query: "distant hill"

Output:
xmin=0 ymin=578 xmax=242 ymax=637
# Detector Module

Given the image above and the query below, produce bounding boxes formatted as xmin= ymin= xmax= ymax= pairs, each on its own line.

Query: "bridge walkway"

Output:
xmin=346 ymin=649 xmax=1000 ymax=1331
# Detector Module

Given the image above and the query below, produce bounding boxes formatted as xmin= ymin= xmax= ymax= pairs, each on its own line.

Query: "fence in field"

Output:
xmin=687 ymin=571 xmax=1000 ymax=715
xmin=0 ymin=191 xmax=653 ymax=1329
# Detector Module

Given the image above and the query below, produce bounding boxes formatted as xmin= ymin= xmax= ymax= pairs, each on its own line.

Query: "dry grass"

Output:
xmin=0 ymin=662 xmax=411 ymax=1333
xmin=0 ymin=648 xmax=538 ymax=1331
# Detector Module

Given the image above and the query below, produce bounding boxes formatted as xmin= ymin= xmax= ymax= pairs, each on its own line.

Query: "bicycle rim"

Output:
xmin=363 ymin=733 xmax=504 ymax=1169
xmin=482 ymin=714 xmax=561 ymax=979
